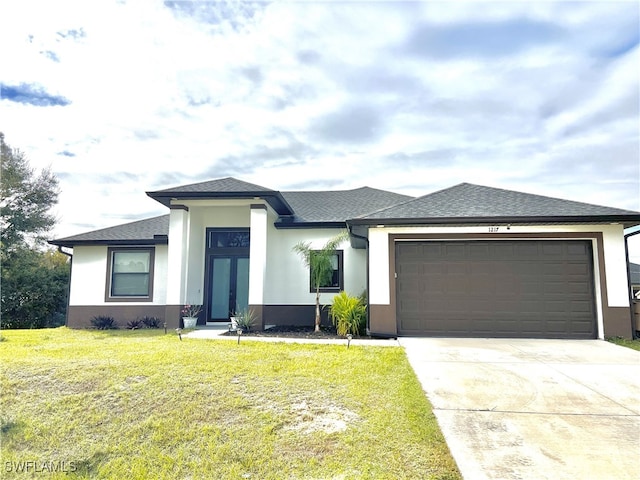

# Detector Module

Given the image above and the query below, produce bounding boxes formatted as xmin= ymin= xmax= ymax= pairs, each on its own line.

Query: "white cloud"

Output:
xmin=0 ymin=0 xmax=638 ymax=244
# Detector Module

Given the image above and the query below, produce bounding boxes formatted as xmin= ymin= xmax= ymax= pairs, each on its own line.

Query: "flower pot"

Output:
xmin=182 ymin=317 xmax=197 ymax=329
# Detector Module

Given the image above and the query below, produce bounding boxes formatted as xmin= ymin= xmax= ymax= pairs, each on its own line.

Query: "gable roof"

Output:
xmin=350 ymin=183 xmax=640 ymax=227
xmin=50 ymin=215 xmax=169 ymax=247
xmin=50 ymin=180 xmax=412 ymax=246
xmin=146 ymin=177 xmax=295 ymax=215
xmin=50 ymin=179 xmax=640 ymax=247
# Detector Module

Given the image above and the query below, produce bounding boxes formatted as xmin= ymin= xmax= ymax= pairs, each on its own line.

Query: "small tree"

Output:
xmin=293 ymin=230 xmax=349 ymax=332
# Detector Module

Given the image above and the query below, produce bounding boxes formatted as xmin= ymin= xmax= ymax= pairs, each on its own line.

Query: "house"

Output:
xmin=50 ymin=178 xmax=640 ymax=339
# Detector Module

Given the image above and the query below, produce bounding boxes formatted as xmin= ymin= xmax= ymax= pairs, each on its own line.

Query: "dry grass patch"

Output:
xmin=0 ymin=327 xmax=460 ymax=479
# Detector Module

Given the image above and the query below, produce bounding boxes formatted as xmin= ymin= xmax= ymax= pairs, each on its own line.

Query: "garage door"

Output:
xmin=396 ymin=240 xmax=597 ymax=338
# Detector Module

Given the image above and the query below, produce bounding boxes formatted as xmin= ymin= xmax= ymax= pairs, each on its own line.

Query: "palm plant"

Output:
xmin=293 ymin=231 xmax=349 ymax=332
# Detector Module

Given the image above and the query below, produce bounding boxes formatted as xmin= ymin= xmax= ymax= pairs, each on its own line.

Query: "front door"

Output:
xmin=208 ymin=256 xmax=249 ymax=322
xmin=204 ymin=229 xmax=250 ymax=323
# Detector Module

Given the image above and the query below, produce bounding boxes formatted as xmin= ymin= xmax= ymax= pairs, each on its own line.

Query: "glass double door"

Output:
xmin=207 ymin=255 xmax=249 ymax=322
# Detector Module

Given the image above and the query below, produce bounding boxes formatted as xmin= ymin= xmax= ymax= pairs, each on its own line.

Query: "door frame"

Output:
xmin=203 ymin=228 xmax=250 ymax=324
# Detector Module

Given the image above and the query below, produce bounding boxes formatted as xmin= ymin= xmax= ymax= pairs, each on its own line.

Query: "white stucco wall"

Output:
xmin=69 ymin=216 xmax=628 ymax=316
xmin=166 ymin=208 xmax=190 ymax=305
xmin=368 ymin=223 xmax=631 ymax=311
xmin=181 ymin=202 xmax=252 ymax=306
xmin=169 ymin=199 xmax=366 ymax=306
xmin=601 ymin=224 xmax=629 ymax=306
xmin=263 ymin=226 xmax=366 ymax=305
xmin=68 ymin=246 xmax=108 ymax=305
xmin=69 ymin=244 xmax=168 ymax=306
xmin=153 ymin=244 xmax=168 ymax=304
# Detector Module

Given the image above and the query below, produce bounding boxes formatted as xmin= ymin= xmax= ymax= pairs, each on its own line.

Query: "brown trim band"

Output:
xmin=67 ymin=304 xmax=331 ymax=330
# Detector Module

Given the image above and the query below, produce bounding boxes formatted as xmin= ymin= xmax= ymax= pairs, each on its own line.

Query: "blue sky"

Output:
xmin=1 ymin=0 xmax=639 ymax=258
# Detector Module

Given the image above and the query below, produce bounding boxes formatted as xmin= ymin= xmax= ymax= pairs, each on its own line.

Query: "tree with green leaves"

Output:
xmin=293 ymin=230 xmax=349 ymax=332
xmin=1 ymin=133 xmax=68 ymax=328
xmin=1 ymin=132 xmax=59 ymax=252
xmin=1 ymin=248 xmax=70 ymax=328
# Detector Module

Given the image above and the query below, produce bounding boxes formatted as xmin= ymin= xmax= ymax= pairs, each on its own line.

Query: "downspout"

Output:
xmin=347 ymin=224 xmax=370 ymax=334
xmin=57 ymin=246 xmax=73 ymax=327
xmin=624 ymin=229 xmax=640 ymax=339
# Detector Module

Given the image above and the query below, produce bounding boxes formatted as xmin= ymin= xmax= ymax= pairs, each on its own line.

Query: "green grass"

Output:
xmin=606 ymin=336 xmax=640 ymax=351
xmin=0 ymin=328 xmax=460 ymax=479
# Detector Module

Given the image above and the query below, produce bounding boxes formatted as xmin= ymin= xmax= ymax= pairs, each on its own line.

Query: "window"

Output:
xmin=309 ymin=250 xmax=344 ymax=293
xmin=208 ymin=230 xmax=250 ymax=249
xmin=106 ymin=248 xmax=154 ymax=301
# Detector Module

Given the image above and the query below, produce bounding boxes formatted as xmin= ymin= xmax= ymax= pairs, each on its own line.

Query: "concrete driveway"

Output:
xmin=400 ymin=338 xmax=640 ymax=480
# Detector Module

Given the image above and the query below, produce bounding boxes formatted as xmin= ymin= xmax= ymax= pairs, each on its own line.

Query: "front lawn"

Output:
xmin=0 ymin=328 xmax=460 ymax=479
xmin=606 ymin=336 xmax=640 ymax=351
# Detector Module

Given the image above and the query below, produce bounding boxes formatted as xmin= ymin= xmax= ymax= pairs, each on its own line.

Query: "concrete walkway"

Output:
xmin=399 ymin=338 xmax=640 ymax=480
xmin=183 ymin=326 xmax=401 ymax=347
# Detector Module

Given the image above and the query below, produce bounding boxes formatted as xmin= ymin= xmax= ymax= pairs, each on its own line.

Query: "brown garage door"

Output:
xmin=396 ymin=240 xmax=597 ymax=338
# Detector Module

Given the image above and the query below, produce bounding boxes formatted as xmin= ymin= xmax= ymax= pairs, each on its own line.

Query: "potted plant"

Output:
xmin=181 ymin=304 xmax=202 ymax=329
xmin=230 ymin=311 xmax=239 ymax=331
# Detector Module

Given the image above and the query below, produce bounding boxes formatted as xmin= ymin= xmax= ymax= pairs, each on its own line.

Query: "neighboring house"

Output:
xmin=630 ymin=263 xmax=640 ymax=299
xmin=50 ymin=178 xmax=640 ymax=339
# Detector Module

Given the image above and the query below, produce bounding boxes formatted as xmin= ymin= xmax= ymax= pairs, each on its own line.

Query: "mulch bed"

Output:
xmin=222 ymin=325 xmax=371 ymax=340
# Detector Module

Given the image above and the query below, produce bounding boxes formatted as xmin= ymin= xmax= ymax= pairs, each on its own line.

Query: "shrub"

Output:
xmin=330 ymin=291 xmax=366 ymax=336
xmin=140 ymin=316 xmax=161 ymax=328
xmin=234 ymin=308 xmax=257 ymax=332
xmin=91 ymin=316 xmax=118 ymax=330
xmin=126 ymin=319 xmax=143 ymax=330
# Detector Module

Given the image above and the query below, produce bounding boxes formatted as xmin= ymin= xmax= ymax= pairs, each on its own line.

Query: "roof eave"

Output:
xmin=48 ymin=237 xmax=168 ymax=248
xmin=348 ymin=215 xmax=640 ymax=228
xmin=146 ymin=190 xmax=295 ymax=215
xmin=274 ymin=220 xmax=347 ymax=229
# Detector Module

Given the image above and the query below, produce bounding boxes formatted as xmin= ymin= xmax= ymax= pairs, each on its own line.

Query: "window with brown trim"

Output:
xmin=309 ymin=250 xmax=344 ymax=293
xmin=106 ymin=247 xmax=155 ymax=302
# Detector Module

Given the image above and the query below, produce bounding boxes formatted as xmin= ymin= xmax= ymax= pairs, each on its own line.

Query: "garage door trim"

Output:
xmin=387 ymin=232 xmax=605 ymax=339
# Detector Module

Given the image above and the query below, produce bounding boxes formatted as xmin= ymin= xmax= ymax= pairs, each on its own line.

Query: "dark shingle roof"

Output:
xmin=50 ymin=182 xmax=411 ymax=245
xmin=50 ymin=180 xmax=640 ymax=246
xmin=279 ymin=187 xmax=413 ymax=225
xmin=352 ymin=183 xmax=640 ymax=226
xmin=146 ymin=177 xmax=293 ymax=214
xmin=150 ymin=177 xmax=275 ymax=194
xmin=50 ymin=215 xmax=169 ymax=247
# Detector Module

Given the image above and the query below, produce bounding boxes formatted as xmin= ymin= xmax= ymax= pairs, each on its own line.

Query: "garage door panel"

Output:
xmin=567 ymin=243 xmax=589 ymax=255
xmin=491 ymin=243 xmax=515 ymax=256
xmin=515 ymin=243 xmax=539 ymax=256
xmin=469 ymin=243 xmax=490 ymax=257
xmin=444 ymin=243 xmax=466 ymax=258
xmin=567 ymin=281 xmax=591 ymax=294
xmin=396 ymin=240 xmax=596 ymax=339
xmin=542 ymin=243 xmax=564 ymax=255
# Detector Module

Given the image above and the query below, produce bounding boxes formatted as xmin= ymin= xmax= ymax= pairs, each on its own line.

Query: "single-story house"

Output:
xmin=50 ymin=178 xmax=640 ymax=339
